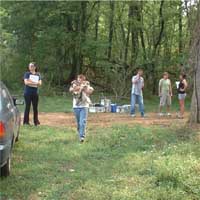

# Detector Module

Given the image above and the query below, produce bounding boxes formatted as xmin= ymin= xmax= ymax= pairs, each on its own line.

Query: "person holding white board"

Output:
xmin=23 ymin=62 xmax=42 ymax=126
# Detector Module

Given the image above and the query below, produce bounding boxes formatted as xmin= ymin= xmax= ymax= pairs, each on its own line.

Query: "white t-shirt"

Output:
xmin=131 ymin=75 xmax=144 ymax=96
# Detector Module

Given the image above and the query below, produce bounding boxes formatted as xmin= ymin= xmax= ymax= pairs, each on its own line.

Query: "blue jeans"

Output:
xmin=74 ymin=108 xmax=88 ymax=139
xmin=130 ymin=93 xmax=144 ymax=116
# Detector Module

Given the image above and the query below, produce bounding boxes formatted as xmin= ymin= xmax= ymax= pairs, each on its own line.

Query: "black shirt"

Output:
xmin=178 ymin=80 xmax=186 ymax=94
xmin=24 ymin=72 xmax=41 ymax=95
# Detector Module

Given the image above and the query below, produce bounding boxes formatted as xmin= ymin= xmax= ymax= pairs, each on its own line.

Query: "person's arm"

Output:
xmin=69 ymin=82 xmax=80 ymax=93
xmin=169 ymin=80 xmax=173 ymax=96
xmin=38 ymin=74 xmax=42 ymax=86
xmin=69 ymin=84 xmax=76 ymax=93
xmin=181 ymin=80 xmax=188 ymax=91
xmin=142 ymin=78 xmax=144 ymax=89
xmin=132 ymin=75 xmax=139 ymax=84
xmin=83 ymin=84 xmax=94 ymax=95
xmin=159 ymin=79 xmax=162 ymax=96
xmin=24 ymin=78 xmax=41 ymax=87
xmin=38 ymin=80 xmax=42 ymax=86
xmin=24 ymin=72 xmax=38 ymax=87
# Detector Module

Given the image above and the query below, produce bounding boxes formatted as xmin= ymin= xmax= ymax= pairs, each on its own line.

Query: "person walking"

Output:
xmin=69 ymin=74 xmax=94 ymax=143
xmin=177 ymin=73 xmax=188 ymax=118
xmin=130 ymin=69 xmax=145 ymax=118
xmin=158 ymin=72 xmax=172 ymax=116
xmin=23 ymin=62 xmax=42 ymax=126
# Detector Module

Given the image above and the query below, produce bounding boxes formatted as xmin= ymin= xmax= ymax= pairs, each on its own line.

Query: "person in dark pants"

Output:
xmin=23 ymin=62 xmax=42 ymax=126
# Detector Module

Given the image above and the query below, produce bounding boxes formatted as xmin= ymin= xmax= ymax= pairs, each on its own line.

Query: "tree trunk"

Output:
xmin=179 ymin=0 xmax=183 ymax=67
xmin=151 ymin=0 xmax=165 ymax=94
xmin=124 ymin=5 xmax=131 ymax=63
xmin=139 ymin=1 xmax=146 ymax=61
xmin=65 ymin=2 xmax=87 ymax=84
xmin=108 ymin=1 xmax=115 ymax=60
xmin=130 ymin=2 xmax=140 ymax=67
xmin=190 ymin=3 xmax=200 ymax=124
xmin=95 ymin=2 xmax=100 ymax=41
xmin=93 ymin=1 xmax=100 ymax=67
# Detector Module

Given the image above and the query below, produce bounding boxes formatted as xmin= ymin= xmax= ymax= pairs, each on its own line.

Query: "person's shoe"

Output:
xmin=23 ymin=123 xmax=31 ymax=126
xmin=167 ymin=113 xmax=171 ymax=117
xmin=34 ymin=121 xmax=40 ymax=126
xmin=177 ymin=114 xmax=184 ymax=119
xmin=158 ymin=113 xmax=164 ymax=117
xmin=80 ymin=137 xmax=85 ymax=143
xmin=131 ymin=114 xmax=136 ymax=117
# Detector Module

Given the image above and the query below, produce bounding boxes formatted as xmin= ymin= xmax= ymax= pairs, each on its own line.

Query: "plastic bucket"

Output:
xmin=111 ymin=104 xmax=117 ymax=113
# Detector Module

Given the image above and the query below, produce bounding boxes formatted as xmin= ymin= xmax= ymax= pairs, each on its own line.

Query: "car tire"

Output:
xmin=15 ymin=133 xmax=19 ymax=142
xmin=0 ymin=154 xmax=11 ymax=177
xmin=15 ymin=119 xmax=21 ymax=142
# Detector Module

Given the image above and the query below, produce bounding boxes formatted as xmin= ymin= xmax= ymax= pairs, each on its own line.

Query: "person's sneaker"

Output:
xmin=131 ymin=114 xmax=136 ymax=117
xmin=80 ymin=137 xmax=85 ymax=143
xmin=177 ymin=114 xmax=184 ymax=119
xmin=158 ymin=113 xmax=164 ymax=117
xmin=167 ymin=113 xmax=171 ymax=116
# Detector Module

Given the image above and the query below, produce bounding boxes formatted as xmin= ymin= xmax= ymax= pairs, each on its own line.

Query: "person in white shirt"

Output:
xmin=69 ymin=74 xmax=94 ymax=142
xmin=130 ymin=69 xmax=145 ymax=117
xmin=158 ymin=72 xmax=172 ymax=116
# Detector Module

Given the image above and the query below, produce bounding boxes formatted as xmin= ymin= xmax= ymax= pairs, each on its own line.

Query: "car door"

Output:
xmin=0 ymin=87 xmax=15 ymax=144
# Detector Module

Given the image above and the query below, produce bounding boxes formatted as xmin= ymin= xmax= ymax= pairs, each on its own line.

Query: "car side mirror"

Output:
xmin=13 ymin=98 xmax=24 ymax=106
xmin=15 ymin=99 xmax=24 ymax=105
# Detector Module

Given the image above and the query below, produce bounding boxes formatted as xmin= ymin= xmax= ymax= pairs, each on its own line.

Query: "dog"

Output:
xmin=71 ymin=80 xmax=92 ymax=106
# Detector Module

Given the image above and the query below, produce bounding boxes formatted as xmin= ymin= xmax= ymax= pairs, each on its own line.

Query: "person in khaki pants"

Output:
xmin=158 ymin=72 xmax=173 ymax=116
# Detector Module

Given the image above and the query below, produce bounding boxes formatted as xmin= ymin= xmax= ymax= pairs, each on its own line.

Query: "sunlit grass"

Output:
xmin=0 ymin=125 xmax=199 ymax=200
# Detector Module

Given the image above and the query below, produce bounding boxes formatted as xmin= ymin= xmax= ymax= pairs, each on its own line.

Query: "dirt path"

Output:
xmin=24 ymin=112 xmax=190 ymax=128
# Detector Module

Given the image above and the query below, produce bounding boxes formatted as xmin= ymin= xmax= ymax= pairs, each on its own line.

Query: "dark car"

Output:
xmin=0 ymin=81 xmax=22 ymax=177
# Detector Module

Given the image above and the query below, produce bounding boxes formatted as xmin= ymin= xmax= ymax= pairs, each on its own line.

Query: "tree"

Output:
xmin=107 ymin=1 xmax=115 ymax=60
xmin=0 ymin=1 xmax=197 ymax=95
xmin=190 ymin=2 xmax=200 ymax=124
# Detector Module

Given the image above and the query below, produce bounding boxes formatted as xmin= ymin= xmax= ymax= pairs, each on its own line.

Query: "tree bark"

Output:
xmin=179 ymin=0 xmax=183 ymax=67
xmin=124 ymin=5 xmax=131 ymax=63
xmin=151 ymin=0 xmax=165 ymax=94
xmin=130 ymin=2 xmax=140 ymax=67
xmin=190 ymin=3 xmax=200 ymax=124
xmin=65 ymin=2 xmax=87 ymax=84
xmin=108 ymin=1 xmax=115 ymax=60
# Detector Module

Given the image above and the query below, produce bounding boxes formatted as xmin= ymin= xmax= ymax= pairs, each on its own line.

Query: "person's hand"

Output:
xmin=84 ymin=86 xmax=94 ymax=95
xmin=74 ymin=86 xmax=81 ymax=92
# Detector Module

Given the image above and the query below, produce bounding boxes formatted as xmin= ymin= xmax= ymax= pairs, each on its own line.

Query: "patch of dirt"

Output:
xmin=23 ymin=112 xmax=190 ymax=128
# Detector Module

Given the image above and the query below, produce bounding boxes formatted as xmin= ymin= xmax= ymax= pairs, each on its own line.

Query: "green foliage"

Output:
xmin=0 ymin=1 xmax=198 ymax=94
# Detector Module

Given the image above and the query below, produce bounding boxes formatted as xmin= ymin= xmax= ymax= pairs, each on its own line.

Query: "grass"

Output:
xmin=16 ymin=93 xmax=191 ymax=113
xmin=0 ymin=124 xmax=199 ymax=200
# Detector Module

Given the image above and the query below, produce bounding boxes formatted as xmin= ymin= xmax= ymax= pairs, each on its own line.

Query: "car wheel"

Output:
xmin=15 ymin=119 xmax=21 ymax=142
xmin=15 ymin=133 xmax=19 ymax=142
xmin=0 ymin=154 xmax=11 ymax=177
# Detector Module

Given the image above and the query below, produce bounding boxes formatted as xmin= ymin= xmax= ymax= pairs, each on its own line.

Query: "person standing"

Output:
xmin=177 ymin=73 xmax=188 ymax=118
xmin=158 ymin=72 xmax=172 ymax=116
xmin=130 ymin=69 xmax=145 ymax=117
xmin=69 ymin=75 xmax=94 ymax=143
xmin=23 ymin=62 xmax=42 ymax=126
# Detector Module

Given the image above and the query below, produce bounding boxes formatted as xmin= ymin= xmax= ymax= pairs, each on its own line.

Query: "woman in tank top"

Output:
xmin=178 ymin=73 xmax=187 ymax=118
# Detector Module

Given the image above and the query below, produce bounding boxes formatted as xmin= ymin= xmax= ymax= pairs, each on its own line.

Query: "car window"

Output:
xmin=0 ymin=87 xmax=13 ymax=112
